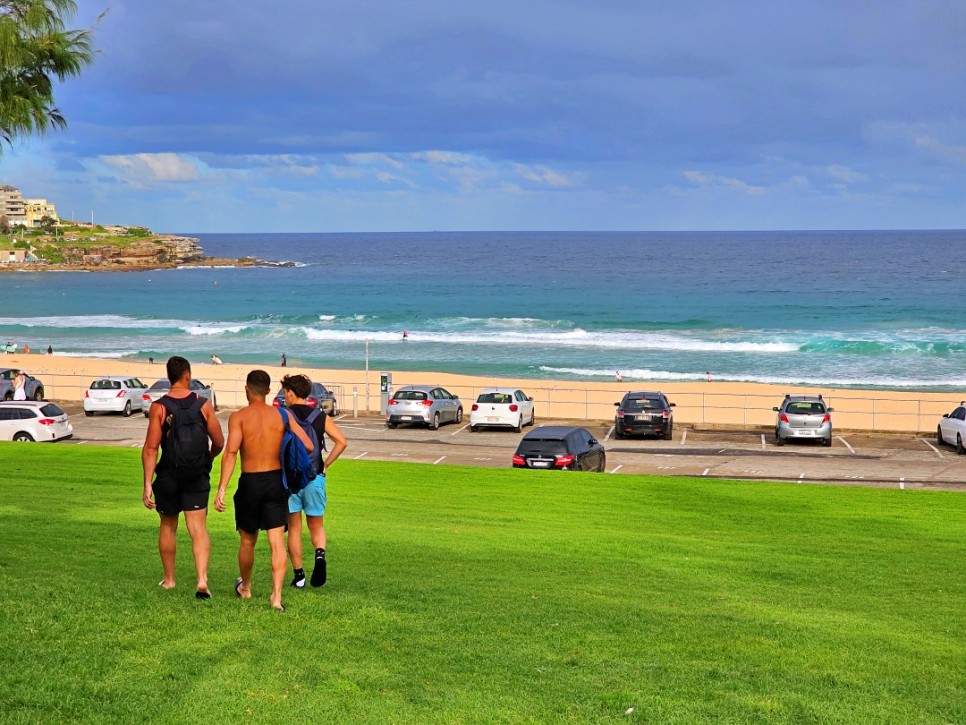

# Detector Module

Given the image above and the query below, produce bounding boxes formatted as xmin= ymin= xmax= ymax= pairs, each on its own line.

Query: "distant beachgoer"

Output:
xmin=280 ymin=353 xmax=287 ymax=367
xmin=615 ymin=371 xmax=622 ymax=383
xmin=210 ymin=354 xmax=224 ymax=365
xmin=402 ymin=331 xmax=408 ymax=341
xmin=706 ymin=371 xmax=712 ymax=382
xmin=23 ymin=344 xmax=30 ymax=354
xmin=148 ymin=357 xmax=155 ymax=364
xmin=12 ymin=370 xmax=27 ymax=400
xmin=47 ymin=345 xmax=53 ymax=355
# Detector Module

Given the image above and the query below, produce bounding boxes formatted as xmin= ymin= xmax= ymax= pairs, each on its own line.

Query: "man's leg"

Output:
xmin=236 ymin=530 xmax=258 ymax=599
xmin=307 ymin=515 xmax=327 ymax=587
xmin=266 ymin=525 xmax=287 ymax=610
xmin=183 ymin=509 xmax=211 ymax=595
xmin=158 ymin=514 xmax=179 ymax=589
xmin=287 ymin=512 xmax=307 ymax=588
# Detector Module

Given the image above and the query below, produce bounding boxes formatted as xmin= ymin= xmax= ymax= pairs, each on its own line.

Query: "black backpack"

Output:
xmin=160 ymin=394 xmax=211 ymax=477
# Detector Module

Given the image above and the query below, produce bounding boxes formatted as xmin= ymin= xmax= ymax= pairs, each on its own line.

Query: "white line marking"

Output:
xmin=836 ymin=436 xmax=854 ymax=453
xmin=844 ymin=475 xmax=863 ymax=479
xmin=353 ymin=451 xmax=368 ymax=460
xmin=760 ymin=434 xmax=766 ymax=447
xmin=657 ymin=465 xmax=675 ymax=470
xmin=451 ymin=424 xmax=470 ymax=436
xmin=473 ymin=457 xmax=492 ymax=461
xmin=702 ymin=468 xmax=709 ymax=476
xmin=604 ymin=425 xmax=615 ymax=442
xmin=680 ymin=429 xmax=687 ymax=444
xmin=799 ymin=473 xmax=805 ymax=480
xmin=334 ymin=414 xmax=347 ymax=421
xmin=609 ymin=465 xmax=622 ymax=474
xmin=391 ymin=453 xmax=408 ymax=457
xmin=922 ymin=439 xmax=943 ymax=458
xmin=716 ymin=449 xmax=726 ymax=455
xmin=899 ymin=477 xmax=905 ymax=490
xmin=130 ymin=443 xmax=139 ymax=448
xmin=432 ymin=456 xmax=446 ymax=465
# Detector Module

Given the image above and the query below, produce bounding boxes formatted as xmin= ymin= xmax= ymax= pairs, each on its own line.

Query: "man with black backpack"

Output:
xmin=280 ymin=374 xmax=348 ymax=589
xmin=142 ymin=356 xmax=224 ymax=600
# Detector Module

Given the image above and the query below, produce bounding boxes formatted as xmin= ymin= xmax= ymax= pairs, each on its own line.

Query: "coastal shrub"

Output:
xmin=35 ymin=245 xmax=65 ymax=263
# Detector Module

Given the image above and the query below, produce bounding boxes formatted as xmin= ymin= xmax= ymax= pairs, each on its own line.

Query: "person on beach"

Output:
xmin=402 ymin=330 xmax=408 ymax=341
xmin=12 ymin=370 xmax=27 ymax=400
xmin=707 ymin=371 xmax=712 ymax=382
xmin=280 ymin=353 xmax=287 ymax=367
xmin=46 ymin=345 xmax=53 ymax=355
xmin=615 ymin=371 xmax=622 ymax=383
xmin=23 ymin=344 xmax=29 ymax=354
xmin=210 ymin=354 xmax=223 ymax=365
xmin=214 ymin=369 xmax=314 ymax=612
xmin=141 ymin=356 xmax=225 ymax=599
xmin=280 ymin=374 xmax=348 ymax=589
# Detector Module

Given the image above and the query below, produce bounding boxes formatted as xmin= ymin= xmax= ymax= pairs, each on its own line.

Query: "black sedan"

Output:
xmin=614 ymin=391 xmax=674 ymax=439
xmin=512 ymin=426 xmax=606 ymax=472
xmin=273 ymin=382 xmax=338 ymax=415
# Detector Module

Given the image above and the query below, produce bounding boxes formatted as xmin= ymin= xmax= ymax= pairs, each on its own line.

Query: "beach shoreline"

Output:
xmin=4 ymin=353 xmax=961 ymax=434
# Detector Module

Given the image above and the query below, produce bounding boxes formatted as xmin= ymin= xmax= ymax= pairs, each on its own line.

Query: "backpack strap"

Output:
xmin=278 ymin=407 xmax=289 ymax=428
xmin=304 ymin=408 xmax=325 ymax=450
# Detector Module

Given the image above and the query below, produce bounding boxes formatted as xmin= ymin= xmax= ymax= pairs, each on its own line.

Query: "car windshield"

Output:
xmin=624 ymin=397 xmax=663 ymax=411
xmin=394 ymin=391 xmax=427 ymax=401
xmin=149 ymin=381 xmax=171 ymax=391
xmin=40 ymin=403 xmax=64 ymax=416
xmin=786 ymin=401 xmax=825 ymax=415
xmin=478 ymin=392 xmax=512 ymax=404
xmin=91 ymin=380 xmax=121 ymax=390
xmin=518 ymin=439 xmax=567 ymax=456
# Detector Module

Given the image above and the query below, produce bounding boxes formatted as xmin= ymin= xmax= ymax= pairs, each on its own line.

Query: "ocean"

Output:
xmin=1 ymin=230 xmax=965 ymax=390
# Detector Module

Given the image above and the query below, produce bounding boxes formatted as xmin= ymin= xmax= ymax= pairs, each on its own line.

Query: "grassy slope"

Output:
xmin=0 ymin=444 xmax=963 ymax=723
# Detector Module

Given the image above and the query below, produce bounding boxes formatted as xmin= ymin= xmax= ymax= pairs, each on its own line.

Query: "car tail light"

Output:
xmin=38 ymin=418 xmax=56 ymax=425
xmin=779 ymin=413 xmax=789 ymax=423
xmin=142 ymin=394 xmax=151 ymax=402
xmin=307 ymin=397 xmax=317 ymax=406
xmin=116 ymin=391 xmax=126 ymax=398
xmin=84 ymin=390 xmax=90 ymax=398
xmin=509 ymin=404 xmax=518 ymax=412
xmin=472 ymin=403 xmax=479 ymax=411
xmin=822 ymin=413 xmax=831 ymax=424
xmin=422 ymin=400 xmax=433 ymax=406
xmin=272 ymin=399 xmax=281 ymax=407
xmin=388 ymin=399 xmax=398 ymax=406
xmin=616 ymin=410 xmax=625 ymax=418
xmin=555 ymin=454 xmax=575 ymax=467
xmin=512 ymin=454 xmax=526 ymax=466
xmin=662 ymin=409 xmax=670 ymax=418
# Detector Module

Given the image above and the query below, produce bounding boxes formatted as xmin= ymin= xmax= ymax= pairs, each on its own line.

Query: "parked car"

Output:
xmin=0 ymin=400 xmax=72 ymax=442
xmin=773 ymin=394 xmax=833 ymax=446
xmin=386 ymin=385 xmax=462 ymax=430
xmin=0 ymin=368 xmax=45 ymax=401
xmin=273 ymin=382 xmax=338 ymax=415
xmin=83 ymin=376 xmax=148 ymax=417
xmin=142 ymin=378 xmax=217 ymax=416
xmin=937 ymin=401 xmax=966 ymax=454
xmin=469 ymin=388 xmax=535 ymax=432
xmin=614 ymin=391 xmax=675 ymax=439
xmin=512 ymin=426 xmax=606 ymax=471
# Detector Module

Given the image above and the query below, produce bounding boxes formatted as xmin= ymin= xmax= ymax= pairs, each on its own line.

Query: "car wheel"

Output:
xmin=470 ymin=425 xmax=479 ymax=432
xmin=85 ymin=410 xmax=94 ymax=417
xmin=529 ymin=410 xmax=536 ymax=426
xmin=937 ymin=426 xmax=945 ymax=446
xmin=775 ymin=429 xmax=785 ymax=446
xmin=3 ymin=392 xmax=11 ymax=401
xmin=430 ymin=412 xmax=440 ymax=430
xmin=599 ymin=453 xmax=606 ymax=472
xmin=122 ymin=401 xmax=132 ymax=417
xmin=12 ymin=431 xmax=33 ymax=442
xmin=387 ymin=422 xmax=397 ymax=429
xmin=614 ymin=427 xmax=624 ymax=440
xmin=455 ymin=407 xmax=463 ymax=424
xmin=958 ymin=435 xmax=965 ymax=455
xmin=664 ymin=423 xmax=673 ymax=440
xmin=822 ymin=436 xmax=832 ymax=447
xmin=513 ymin=416 xmax=522 ymax=433
xmin=143 ymin=410 xmax=150 ymax=418
xmin=33 ymin=388 xmax=44 ymax=401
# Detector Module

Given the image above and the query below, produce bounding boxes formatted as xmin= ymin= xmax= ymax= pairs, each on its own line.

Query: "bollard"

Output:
xmin=352 ymin=387 xmax=358 ymax=418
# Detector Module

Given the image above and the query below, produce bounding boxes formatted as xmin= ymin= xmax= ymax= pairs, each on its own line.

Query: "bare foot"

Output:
xmin=271 ymin=601 xmax=286 ymax=612
xmin=234 ymin=578 xmax=252 ymax=599
xmin=158 ymin=579 xmax=176 ymax=590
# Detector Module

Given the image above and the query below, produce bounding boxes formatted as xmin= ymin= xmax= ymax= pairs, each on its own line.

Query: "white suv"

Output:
xmin=0 ymin=400 xmax=73 ymax=442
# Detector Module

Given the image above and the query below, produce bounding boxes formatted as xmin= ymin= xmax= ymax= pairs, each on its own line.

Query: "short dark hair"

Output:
xmin=166 ymin=356 xmax=191 ymax=384
xmin=281 ymin=374 xmax=312 ymax=399
xmin=246 ymin=369 xmax=271 ymax=395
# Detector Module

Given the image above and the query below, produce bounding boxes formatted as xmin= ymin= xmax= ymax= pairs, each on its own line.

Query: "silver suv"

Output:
xmin=773 ymin=395 xmax=833 ymax=447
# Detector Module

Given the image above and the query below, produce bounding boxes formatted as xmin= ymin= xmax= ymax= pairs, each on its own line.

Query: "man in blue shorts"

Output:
xmin=141 ymin=356 xmax=224 ymax=599
xmin=214 ymin=370 xmax=314 ymax=611
xmin=280 ymin=374 xmax=348 ymax=589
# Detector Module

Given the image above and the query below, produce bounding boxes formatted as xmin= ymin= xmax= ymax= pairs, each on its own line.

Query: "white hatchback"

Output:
xmin=469 ymin=387 xmax=535 ymax=432
xmin=937 ymin=401 xmax=966 ymax=454
xmin=0 ymin=400 xmax=73 ymax=442
xmin=84 ymin=376 xmax=148 ymax=417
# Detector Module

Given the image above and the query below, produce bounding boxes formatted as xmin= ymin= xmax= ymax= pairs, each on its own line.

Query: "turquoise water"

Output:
xmin=1 ymin=230 xmax=965 ymax=389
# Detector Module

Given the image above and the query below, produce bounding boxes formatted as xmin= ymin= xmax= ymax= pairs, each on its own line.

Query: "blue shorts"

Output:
xmin=288 ymin=474 xmax=326 ymax=517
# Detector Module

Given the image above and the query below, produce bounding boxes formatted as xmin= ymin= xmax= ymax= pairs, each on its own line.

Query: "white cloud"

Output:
xmin=514 ymin=164 xmax=576 ymax=188
xmin=99 ymin=153 xmax=201 ymax=182
xmin=682 ymin=170 xmax=765 ymax=196
xmin=345 ymin=152 xmax=405 ymax=169
xmin=826 ymin=164 xmax=867 ymax=183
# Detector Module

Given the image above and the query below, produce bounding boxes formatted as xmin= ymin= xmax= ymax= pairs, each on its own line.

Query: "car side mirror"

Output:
xmin=614 ymin=402 xmax=620 ymax=407
xmin=943 ymin=413 xmax=950 ymax=418
xmin=669 ymin=402 xmax=676 ymax=407
xmin=527 ymin=397 xmax=533 ymax=401
xmin=826 ymin=407 xmax=834 ymax=412
xmin=772 ymin=407 xmax=780 ymax=412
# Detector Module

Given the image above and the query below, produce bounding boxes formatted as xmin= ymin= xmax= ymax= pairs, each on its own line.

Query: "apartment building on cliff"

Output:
xmin=0 ymin=185 xmax=59 ymax=227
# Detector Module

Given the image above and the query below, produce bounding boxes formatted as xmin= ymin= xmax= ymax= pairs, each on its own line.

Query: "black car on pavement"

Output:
xmin=512 ymin=426 xmax=606 ymax=471
xmin=614 ymin=391 xmax=675 ymax=439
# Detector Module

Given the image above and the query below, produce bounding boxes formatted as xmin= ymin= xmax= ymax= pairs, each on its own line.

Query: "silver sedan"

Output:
xmin=142 ymin=378 xmax=217 ymax=416
xmin=386 ymin=385 xmax=463 ymax=430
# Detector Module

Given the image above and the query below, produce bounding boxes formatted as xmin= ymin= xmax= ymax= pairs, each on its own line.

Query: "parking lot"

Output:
xmin=50 ymin=402 xmax=966 ymax=492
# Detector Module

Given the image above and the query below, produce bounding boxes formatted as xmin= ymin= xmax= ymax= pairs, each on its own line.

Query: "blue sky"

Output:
xmin=3 ymin=0 xmax=966 ymax=232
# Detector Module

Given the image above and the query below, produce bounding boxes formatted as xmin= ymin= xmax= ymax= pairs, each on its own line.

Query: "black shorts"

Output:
xmin=153 ymin=470 xmax=210 ymax=516
xmin=234 ymin=470 xmax=288 ymax=534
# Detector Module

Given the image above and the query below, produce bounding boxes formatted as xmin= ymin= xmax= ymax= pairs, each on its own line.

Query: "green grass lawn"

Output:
xmin=0 ymin=444 xmax=963 ymax=723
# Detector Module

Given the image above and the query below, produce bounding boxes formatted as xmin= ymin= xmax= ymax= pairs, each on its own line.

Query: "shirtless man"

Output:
xmin=214 ymin=369 xmax=314 ymax=611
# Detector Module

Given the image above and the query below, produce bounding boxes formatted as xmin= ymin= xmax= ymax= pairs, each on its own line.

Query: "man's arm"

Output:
xmin=140 ymin=401 xmax=165 ymax=509
xmin=203 ymin=399 xmax=225 ymax=459
xmin=321 ymin=417 xmax=348 ymax=474
xmin=214 ymin=412 xmax=242 ymax=513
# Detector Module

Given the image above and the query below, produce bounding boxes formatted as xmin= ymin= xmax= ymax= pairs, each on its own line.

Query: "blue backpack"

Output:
xmin=278 ymin=408 xmax=321 ymax=494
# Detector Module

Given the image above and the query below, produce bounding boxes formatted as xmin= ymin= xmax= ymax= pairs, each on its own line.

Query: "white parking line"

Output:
xmin=837 ymin=436 xmax=855 ymax=453
xmin=334 ymin=414 xmax=347 ymax=421
xmin=760 ymin=434 xmax=766 ymax=447
xmin=799 ymin=473 xmax=805 ymax=480
xmin=473 ymin=457 xmax=492 ymax=461
xmin=922 ymin=439 xmax=943 ymax=458
xmin=702 ymin=468 xmax=709 ymax=476
xmin=899 ymin=477 xmax=905 ymax=490
xmin=604 ymin=425 xmax=615 ymax=442
xmin=680 ymin=429 xmax=687 ymax=444
xmin=353 ymin=451 xmax=368 ymax=460
xmin=432 ymin=456 xmax=446 ymax=465
xmin=130 ymin=443 xmax=139 ymax=448
xmin=609 ymin=464 xmax=622 ymax=474
xmin=451 ymin=424 xmax=470 ymax=436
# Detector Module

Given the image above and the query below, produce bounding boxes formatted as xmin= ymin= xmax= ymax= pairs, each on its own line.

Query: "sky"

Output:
xmin=2 ymin=0 xmax=966 ymax=232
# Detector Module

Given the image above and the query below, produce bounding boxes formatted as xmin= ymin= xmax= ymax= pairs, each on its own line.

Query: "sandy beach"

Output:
xmin=3 ymin=353 xmax=962 ymax=434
